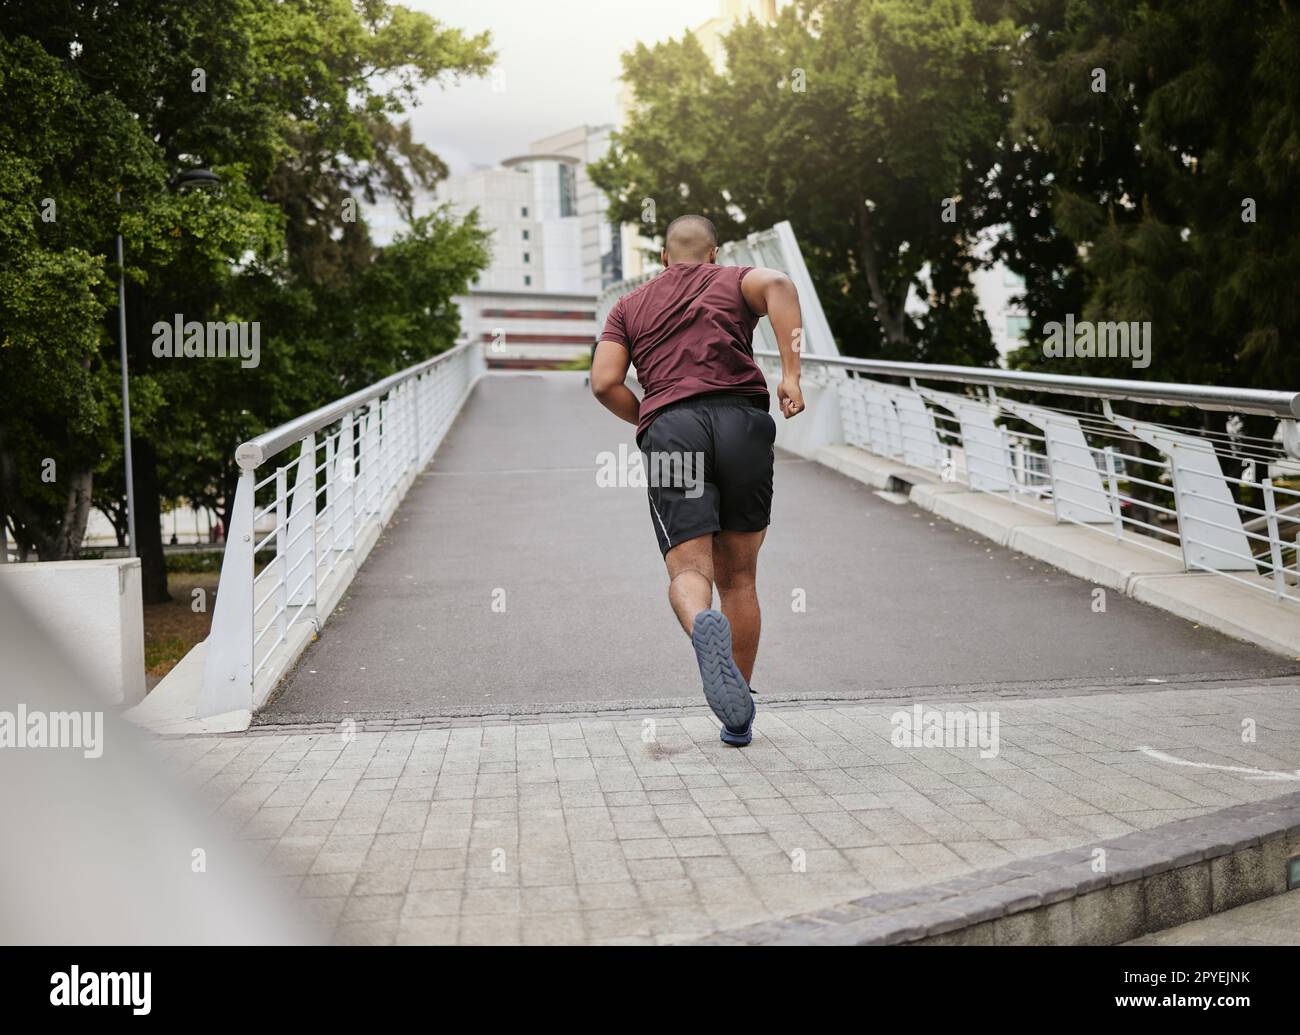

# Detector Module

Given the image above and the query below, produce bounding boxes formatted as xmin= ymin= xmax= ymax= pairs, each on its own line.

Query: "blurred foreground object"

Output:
xmin=0 ymin=581 xmax=311 ymax=944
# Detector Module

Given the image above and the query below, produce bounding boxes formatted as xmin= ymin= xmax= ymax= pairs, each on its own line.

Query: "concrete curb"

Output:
xmin=695 ymin=791 xmax=1300 ymax=946
xmin=815 ymin=445 xmax=1300 ymax=660
xmin=1132 ymin=574 xmax=1300 ymax=660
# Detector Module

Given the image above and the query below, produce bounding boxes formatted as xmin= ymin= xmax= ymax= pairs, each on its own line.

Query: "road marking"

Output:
xmin=1138 ymin=746 xmax=1300 ymax=782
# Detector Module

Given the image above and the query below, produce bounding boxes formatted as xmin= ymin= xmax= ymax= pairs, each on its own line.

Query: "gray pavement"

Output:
xmin=159 ymin=682 xmax=1300 ymax=945
xmin=262 ymin=372 xmax=1296 ymax=723
xmin=1127 ymin=889 xmax=1300 ymax=945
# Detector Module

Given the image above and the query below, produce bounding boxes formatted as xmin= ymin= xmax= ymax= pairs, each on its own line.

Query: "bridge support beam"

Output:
xmin=999 ymin=400 xmax=1112 ymax=525
xmin=198 ymin=468 xmax=255 ymax=718
xmin=914 ymin=386 xmax=1015 ymax=491
xmin=1109 ymin=414 xmax=1256 ymax=572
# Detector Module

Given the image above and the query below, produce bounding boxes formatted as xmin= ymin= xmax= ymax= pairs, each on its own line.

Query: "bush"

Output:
xmin=164 ymin=551 xmax=224 ymax=574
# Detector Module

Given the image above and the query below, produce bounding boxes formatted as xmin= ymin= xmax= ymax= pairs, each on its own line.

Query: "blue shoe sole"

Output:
xmin=719 ymin=714 xmax=753 ymax=747
xmin=691 ymin=609 xmax=755 ymax=745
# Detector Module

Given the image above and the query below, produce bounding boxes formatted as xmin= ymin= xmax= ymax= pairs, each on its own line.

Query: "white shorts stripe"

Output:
xmin=649 ymin=496 xmax=672 ymax=549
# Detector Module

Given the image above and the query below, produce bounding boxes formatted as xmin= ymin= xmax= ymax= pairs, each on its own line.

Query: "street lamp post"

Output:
xmin=114 ymin=168 xmax=222 ymax=560
xmin=115 ymin=190 xmax=137 ymax=558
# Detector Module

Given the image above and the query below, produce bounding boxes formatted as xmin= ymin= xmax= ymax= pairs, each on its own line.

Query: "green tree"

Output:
xmin=1 ymin=1 xmax=493 ymax=599
xmin=1001 ymin=0 xmax=1300 ymax=394
xmin=0 ymin=34 xmax=156 ymax=559
xmin=591 ymin=0 xmax=1016 ymax=364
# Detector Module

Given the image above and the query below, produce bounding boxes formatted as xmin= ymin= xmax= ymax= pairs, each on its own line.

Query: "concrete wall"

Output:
xmin=765 ymin=372 xmax=845 ymax=459
xmin=0 ymin=558 xmax=146 ymax=706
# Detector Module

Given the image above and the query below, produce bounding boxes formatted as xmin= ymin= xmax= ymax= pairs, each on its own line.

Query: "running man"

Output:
xmin=591 ymin=214 xmax=805 ymax=746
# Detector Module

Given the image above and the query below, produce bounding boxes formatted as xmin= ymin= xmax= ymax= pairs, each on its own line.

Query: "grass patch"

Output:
xmin=165 ymin=549 xmax=274 ymax=575
xmin=145 ymin=635 xmax=191 ymax=672
xmin=558 ymin=351 xmax=593 ymax=371
xmin=165 ymin=551 xmax=224 ymax=574
xmin=143 ymin=572 xmax=220 ymax=681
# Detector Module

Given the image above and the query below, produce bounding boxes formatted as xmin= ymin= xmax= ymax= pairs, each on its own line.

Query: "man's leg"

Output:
xmin=667 ymin=531 xmax=753 ymax=742
xmin=712 ymin=529 xmax=765 ymax=683
xmin=664 ymin=534 xmax=714 ymax=635
xmin=646 ymin=401 xmax=755 ymax=746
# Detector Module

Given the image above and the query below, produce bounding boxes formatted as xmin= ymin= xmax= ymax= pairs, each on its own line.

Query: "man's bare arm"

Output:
xmin=741 ymin=268 xmax=805 ymax=418
xmin=590 ymin=340 xmax=639 ymax=426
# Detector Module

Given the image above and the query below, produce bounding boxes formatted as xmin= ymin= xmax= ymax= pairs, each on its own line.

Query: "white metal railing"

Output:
xmin=197 ymin=341 xmax=486 ymax=717
xmin=756 ymin=350 xmax=1300 ymax=608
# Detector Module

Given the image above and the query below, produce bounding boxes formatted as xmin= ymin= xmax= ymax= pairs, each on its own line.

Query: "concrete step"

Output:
xmin=698 ymin=791 xmax=1300 ymax=946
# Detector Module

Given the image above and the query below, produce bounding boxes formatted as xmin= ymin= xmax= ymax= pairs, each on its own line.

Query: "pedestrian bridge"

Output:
xmin=129 ymin=335 xmax=1300 ymax=735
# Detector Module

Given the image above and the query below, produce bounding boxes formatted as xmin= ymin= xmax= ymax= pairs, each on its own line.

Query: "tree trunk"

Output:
xmin=97 ymin=500 xmax=129 ymax=548
xmin=0 ymin=442 xmax=53 ymax=560
xmin=133 ymin=437 xmax=171 ymax=603
xmin=48 ymin=466 xmax=94 ymax=560
xmin=0 ymin=457 xmax=8 ymax=563
xmin=218 ymin=468 xmax=238 ymax=541
xmin=856 ymin=203 xmax=908 ymax=346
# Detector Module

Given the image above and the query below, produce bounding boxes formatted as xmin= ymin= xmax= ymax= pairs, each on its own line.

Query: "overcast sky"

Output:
xmin=398 ymin=0 xmax=719 ymax=173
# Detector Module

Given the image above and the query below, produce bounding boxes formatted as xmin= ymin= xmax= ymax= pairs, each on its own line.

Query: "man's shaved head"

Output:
xmin=663 ymin=214 xmax=719 ymax=263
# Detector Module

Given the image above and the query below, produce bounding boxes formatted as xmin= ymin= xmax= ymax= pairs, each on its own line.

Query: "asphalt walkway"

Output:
xmin=263 ymin=372 xmax=1293 ymax=723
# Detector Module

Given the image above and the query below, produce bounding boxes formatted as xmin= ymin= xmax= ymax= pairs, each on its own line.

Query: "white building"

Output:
xmin=529 ymin=125 xmax=624 ymax=292
xmin=437 ymin=153 xmax=581 ymax=295
xmin=693 ymin=0 xmax=778 ymax=70
xmin=435 ymin=126 xmax=625 ymax=367
xmin=969 ymin=228 xmax=1030 ymax=362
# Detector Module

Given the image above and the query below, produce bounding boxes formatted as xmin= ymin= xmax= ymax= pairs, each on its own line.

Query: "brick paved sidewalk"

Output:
xmin=154 ymin=682 xmax=1300 ymax=945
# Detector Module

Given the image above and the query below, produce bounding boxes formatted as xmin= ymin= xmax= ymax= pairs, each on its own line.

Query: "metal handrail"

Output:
xmin=198 ymin=339 xmax=485 ymax=718
xmin=772 ymin=346 xmax=1300 ymax=604
xmin=755 ymin=350 xmax=1300 ymax=419
xmin=1244 ymin=500 xmax=1300 ymax=534
xmin=236 ymin=340 xmax=476 ymax=469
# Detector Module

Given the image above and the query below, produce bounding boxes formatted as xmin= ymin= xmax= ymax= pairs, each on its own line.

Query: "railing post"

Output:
xmin=287 ymin=433 xmax=316 ymax=607
xmin=363 ymin=407 xmax=378 ymax=518
xmin=338 ymin=412 xmax=355 ymax=553
xmin=1263 ymin=478 xmax=1285 ymax=600
xmin=348 ymin=410 xmax=360 ymax=552
xmin=382 ymin=395 xmax=395 ymax=498
xmin=1103 ymin=446 xmax=1124 ymax=541
xmin=406 ymin=380 xmax=417 ymax=470
xmin=358 ymin=407 xmax=370 ymax=521
xmin=324 ymin=428 xmax=337 ymax=559
xmin=375 ymin=398 xmax=386 ymax=502
xmin=413 ymin=373 xmax=424 ymax=467
xmin=381 ymin=395 xmax=392 ymax=499
xmin=275 ymin=466 xmax=289 ymax=649
xmin=198 ymin=467 xmax=255 ymax=718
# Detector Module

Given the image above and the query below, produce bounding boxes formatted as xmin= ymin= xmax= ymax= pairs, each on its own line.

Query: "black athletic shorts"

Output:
xmin=637 ymin=392 xmax=776 ymax=556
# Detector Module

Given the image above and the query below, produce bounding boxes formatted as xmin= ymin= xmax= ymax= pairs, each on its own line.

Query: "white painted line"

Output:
xmin=1138 ymin=745 xmax=1300 ymax=782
